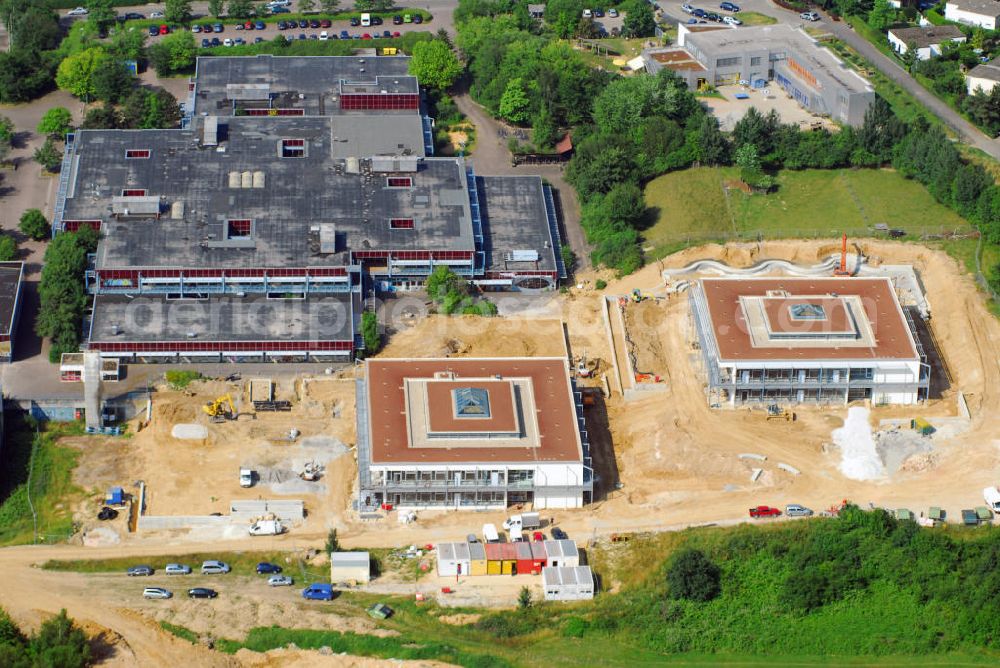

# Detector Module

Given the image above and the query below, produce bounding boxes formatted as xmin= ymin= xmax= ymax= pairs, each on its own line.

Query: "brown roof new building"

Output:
xmin=699 ymin=277 xmax=918 ymax=362
xmin=365 ymin=358 xmax=583 ymax=464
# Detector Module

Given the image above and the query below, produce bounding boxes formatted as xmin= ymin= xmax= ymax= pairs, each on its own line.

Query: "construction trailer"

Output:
xmin=469 ymin=541 xmax=488 ymax=575
xmin=529 ymin=541 xmax=547 ymax=567
xmin=542 ymin=540 xmax=580 ymax=568
xmin=515 ymin=541 xmax=546 ymax=575
xmin=436 ymin=542 xmax=472 ymax=577
xmin=485 ymin=543 xmax=518 ymax=575
xmin=542 ymin=566 xmax=595 ymax=601
xmin=330 ymin=551 xmax=371 ymax=584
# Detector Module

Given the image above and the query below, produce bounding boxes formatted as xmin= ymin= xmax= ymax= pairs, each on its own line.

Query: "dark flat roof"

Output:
xmin=479 ymin=176 xmax=558 ymax=273
xmin=366 ymin=358 xmax=583 ymax=465
xmin=888 ymin=25 xmax=965 ymax=49
xmin=0 ymin=262 xmax=22 ymax=336
xmin=62 ymin=121 xmax=471 ymax=270
xmin=90 ymin=293 xmax=354 ymax=343
xmin=192 ymin=55 xmax=417 ymax=116
xmin=701 ymin=277 xmax=918 ymax=361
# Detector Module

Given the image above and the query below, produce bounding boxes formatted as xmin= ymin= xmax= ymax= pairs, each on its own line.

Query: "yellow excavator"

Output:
xmin=203 ymin=394 xmax=236 ymax=422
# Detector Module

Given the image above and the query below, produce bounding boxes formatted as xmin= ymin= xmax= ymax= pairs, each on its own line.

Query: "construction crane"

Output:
xmin=203 ymin=394 xmax=236 ymax=422
xmin=833 ymin=233 xmax=851 ymax=277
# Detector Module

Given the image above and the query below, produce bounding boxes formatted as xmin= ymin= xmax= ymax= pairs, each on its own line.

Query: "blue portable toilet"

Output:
xmin=107 ymin=486 xmax=124 ymax=505
xmin=124 ymin=60 xmax=138 ymax=75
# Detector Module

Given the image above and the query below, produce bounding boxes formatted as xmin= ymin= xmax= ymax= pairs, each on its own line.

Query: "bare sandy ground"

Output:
xmin=1 ymin=239 xmax=998 ymax=664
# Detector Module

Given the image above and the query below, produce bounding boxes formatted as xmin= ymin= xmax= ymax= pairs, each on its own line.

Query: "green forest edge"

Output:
xmin=38 ymin=505 xmax=1000 ymax=665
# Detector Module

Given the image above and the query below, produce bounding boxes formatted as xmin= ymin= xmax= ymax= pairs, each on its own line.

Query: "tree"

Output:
xmin=56 ymin=47 xmax=107 ymax=100
xmin=107 ymin=26 xmax=148 ymax=62
xmin=532 ymin=106 xmax=560 ymax=149
xmin=227 ymin=0 xmax=254 ymax=19
xmin=0 ymin=236 xmax=17 ymax=262
xmin=736 ymin=142 xmax=772 ymax=190
xmin=165 ymin=0 xmax=193 ymax=22
xmin=320 ymin=0 xmax=341 ymax=12
xmin=354 ymin=0 xmax=375 ymax=10
xmin=325 ymin=528 xmax=340 ymax=553
xmin=0 ymin=50 xmax=54 ymax=104
xmin=971 ymin=27 xmax=986 ymax=52
xmin=94 ymin=61 xmax=135 ymax=104
xmin=33 ymin=139 xmax=62 ymax=172
xmin=82 ymin=104 xmax=121 ymax=129
xmin=30 ymin=609 xmax=91 ymax=668
xmin=857 ymin=96 xmax=906 ymax=164
xmin=867 ymin=0 xmax=896 ymax=31
xmin=517 ymin=586 xmax=532 ymax=609
xmin=148 ymin=31 xmax=197 ymax=77
xmin=121 ymin=88 xmax=181 ymax=129
xmin=208 ymin=0 xmax=224 ymax=16
xmin=408 ymin=39 xmax=463 ymax=91
xmin=37 ymin=107 xmax=73 ymax=139
xmin=622 ymin=0 xmax=656 ymax=38
xmin=361 ymin=311 xmax=380 ymax=354
xmin=19 ymin=209 xmax=50 ymax=241
xmin=0 ymin=115 xmax=13 ymax=145
xmin=298 ymin=0 xmax=316 ymax=12
xmin=87 ymin=0 xmax=117 ymax=30
xmin=667 ymin=548 xmax=721 ymax=602
xmin=372 ymin=0 xmax=392 ymax=10
xmin=36 ymin=228 xmax=99 ymax=361
xmin=576 ymin=17 xmax=600 ymax=38
xmin=499 ymin=77 xmax=531 ymax=123
xmin=6 ymin=4 xmax=61 ymax=52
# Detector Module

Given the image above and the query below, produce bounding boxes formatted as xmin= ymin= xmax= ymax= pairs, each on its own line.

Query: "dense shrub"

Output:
xmin=666 ymin=549 xmax=721 ymax=602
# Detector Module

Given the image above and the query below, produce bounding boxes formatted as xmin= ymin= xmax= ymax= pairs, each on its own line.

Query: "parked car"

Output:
xmin=393 ymin=15 xmax=403 ymax=24
xmin=785 ymin=504 xmax=813 ymax=517
xmin=97 ymin=506 xmax=118 ymax=521
xmin=236 ymin=22 xmax=245 ymax=30
xmin=340 ymin=29 xmax=350 ymax=39
xmin=532 ymin=531 xmax=545 ymax=542
xmin=150 ymin=11 xmax=164 ymax=18
xmin=403 ymin=13 xmax=412 ymax=22
xmin=367 ymin=602 xmax=392 ymax=619
xmin=211 ymin=37 xmax=221 ymax=46
xmin=143 ymin=587 xmax=172 ymax=599
xmin=720 ymin=1 xmax=740 ymax=11
xmin=255 ymin=20 xmax=265 ymax=29
xmin=270 ymin=6 xmax=290 ymax=13
xmin=320 ymin=19 xmax=332 ymax=27
xmin=800 ymin=11 xmax=820 ymax=20
xmin=749 ymin=505 xmax=782 ymax=518
xmin=244 ymin=20 xmax=253 ymax=29
xmin=608 ymin=8 xmax=618 ymax=16
xmin=302 ymin=583 xmax=334 ymax=600
xmin=165 ymin=563 xmax=192 ymax=575
xmin=188 ymin=587 xmax=218 ymax=599
xmin=392 ymin=31 xmax=400 ymax=37
xmin=201 ymin=38 xmax=210 ymax=47
xmin=681 ymin=3 xmax=694 ymax=12
xmin=350 ymin=17 xmax=360 ymax=26
xmin=309 ymin=18 xmax=320 ymax=28
xmin=319 ymin=31 xmax=329 ymax=40
xmin=593 ymin=8 xmax=604 ymax=17
xmin=202 ymin=24 xmax=213 ymax=32
xmin=256 ymin=562 xmax=282 ymax=574
xmin=706 ymin=12 xmax=722 ymax=22
xmin=412 ymin=14 xmax=422 ymax=23
xmin=192 ymin=24 xmax=202 ymax=32
xmin=372 ymin=16 xmax=382 ymax=25
xmin=201 ymin=560 xmax=231 ymax=574
xmin=254 ymin=36 xmax=262 ymax=43
xmin=382 ymin=29 xmax=391 ymax=38
xmin=309 ymin=33 xmax=318 ymax=39
xmin=298 ymin=19 xmax=308 ymax=28
xmin=223 ymin=38 xmax=233 ymax=46
xmin=127 ymin=565 xmax=153 ymax=576
xmin=67 ymin=6 xmax=88 ymax=15
xmin=148 ymin=25 xmax=160 ymax=36
xmin=551 ymin=527 xmax=568 ymax=540
xmin=723 ymin=15 xmax=742 ymax=25
xmin=268 ymin=575 xmax=294 ymax=586
xmin=299 ymin=33 xmax=307 ymax=40
xmin=362 ymin=33 xmax=371 ymax=39
xmin=124 ymin=12 xmax=144 ymax=20
xmin=158 ymin=25 xmax=169 ymax=35
xmin=277 ymin=20 xmax=287 ymax=29
xmin=213 ymin=23 xmax=224 ymax=32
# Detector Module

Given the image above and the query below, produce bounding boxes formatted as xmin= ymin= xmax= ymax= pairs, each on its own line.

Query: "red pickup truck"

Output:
xmin=749 ymin=505 xmax=782 ymax=518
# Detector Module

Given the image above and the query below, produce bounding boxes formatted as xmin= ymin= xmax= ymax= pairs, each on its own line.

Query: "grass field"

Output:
xmin=737 ymin=12 xmax=778 ymax=26
xmin=641 ymin=167 xmax=972 ymax=257
xmin=0 ymin=416 xmax=86 ymax=546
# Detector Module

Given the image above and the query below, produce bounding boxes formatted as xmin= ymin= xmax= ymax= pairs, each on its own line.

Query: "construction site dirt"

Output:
xmin=4 ymin=239 xmax=1000 ymax=664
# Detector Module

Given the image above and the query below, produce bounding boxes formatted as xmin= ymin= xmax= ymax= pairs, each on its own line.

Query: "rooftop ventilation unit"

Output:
xmin=203 ymin=115 xmax=218 ymax=146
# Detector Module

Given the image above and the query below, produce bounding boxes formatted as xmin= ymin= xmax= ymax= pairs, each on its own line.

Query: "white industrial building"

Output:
xmin=542 ymin=566 xmax=595 ymax=601
xmin=689 ymin=277 xmax=930 ymax=407
xmin=944 ymin=0 xmax=1000 ymax=29
xmin=357 ymin=358 xmax=593 ymax=512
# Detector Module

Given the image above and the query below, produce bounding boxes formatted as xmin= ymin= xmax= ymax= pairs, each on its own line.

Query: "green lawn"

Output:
xmin=642 ymin=167 xmax=972 ymax=257
xmin=737 ymin=12 xmax=778 ymax=26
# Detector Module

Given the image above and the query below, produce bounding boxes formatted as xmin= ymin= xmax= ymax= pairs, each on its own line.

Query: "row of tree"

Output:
xmin=36 ymin=226 xmax=100 ymax=362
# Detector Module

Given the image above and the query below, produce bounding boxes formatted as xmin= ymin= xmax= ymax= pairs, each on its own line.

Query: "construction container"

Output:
xmin=485 ymin=543 xmax=517 ymax=575
xmin=469 ymin=541 xmax=487 ymax=576
xmin=437 ymin=542 xmax=471 ymax=577
xmin=330 ymin=551 xmax=370 ymax=584
xmin=975 ymin=506 xmax=993 ymax=522
xmin=515 ymin=542 xmax=534 ymax=575
xmin=529 ymin=541 xmax=547 ymax=568
xmin=542 ymin=540 xmax=580 ymax=568
xmin=542 ymin=566 xmax=595 ymax=601
xmin=895 ymin=508 xmax=914 ymax=521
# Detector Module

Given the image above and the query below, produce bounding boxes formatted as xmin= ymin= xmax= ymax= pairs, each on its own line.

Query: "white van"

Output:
xmin=983 ymin=486 xmax=1000 ymax=512
xmin=482 ymin=523 xmax=500 ymax=543
xmin=361 ymin=12 xmax=371 ymax=26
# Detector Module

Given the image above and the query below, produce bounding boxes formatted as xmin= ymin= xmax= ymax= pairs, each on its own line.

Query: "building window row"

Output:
xmin=716 ymin=57 xmax=741 ymax=67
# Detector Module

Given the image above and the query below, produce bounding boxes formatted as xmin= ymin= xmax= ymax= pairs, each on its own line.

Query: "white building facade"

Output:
xmin=944 ymin=0 xmax=1000 ymax=29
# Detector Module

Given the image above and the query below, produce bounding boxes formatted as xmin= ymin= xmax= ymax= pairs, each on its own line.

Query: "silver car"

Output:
xmin=268 ymin=575 xmax=294 ymax=587
xmin=201 ymin=560 xmax=231 ymax=574
xmin=785 ymin=504 xmax=814 ymax=517
xmin=165 ymin=563 xmax=191 ymax=575
xmin=143 ymin=587 xmax=172 ymax=599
